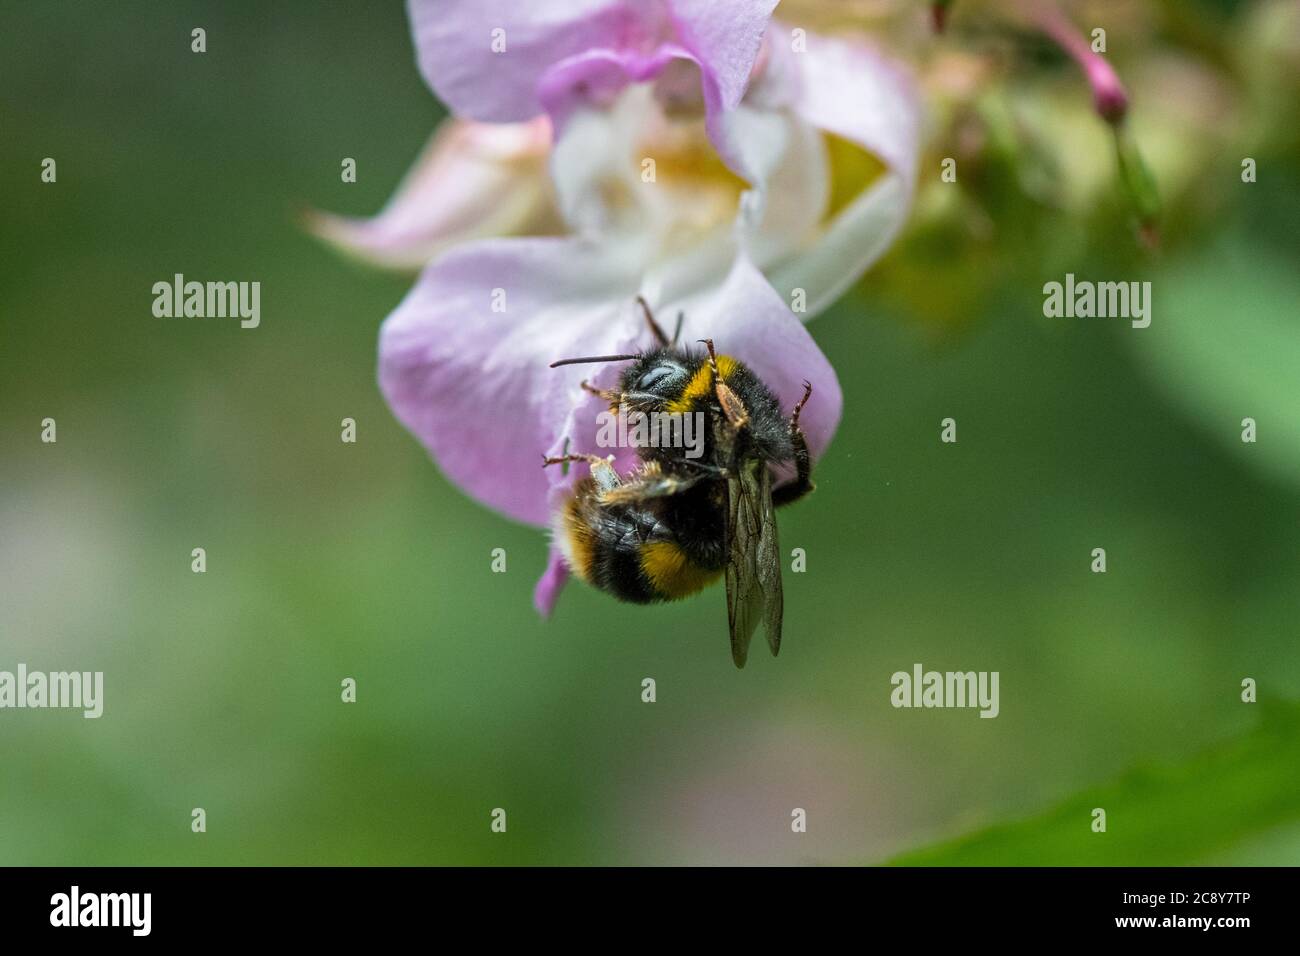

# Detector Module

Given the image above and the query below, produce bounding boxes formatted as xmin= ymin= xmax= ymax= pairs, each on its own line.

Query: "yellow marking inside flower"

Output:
xmin=642 ymin=115 xmax=748 ymax=235
xmin=666 ymin=354 xmax=735 ymax=414
xmin=824 ymin=132 xmax=887 ymax=221
xmin=640 ymin=540 xmax=722 ymax=599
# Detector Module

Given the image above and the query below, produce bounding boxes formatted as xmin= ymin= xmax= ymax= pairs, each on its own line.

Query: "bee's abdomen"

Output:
xmin=557 ymin=495 xmax=722 ymax=604
xmin=636 ymin=539 xmax=723 ymax=600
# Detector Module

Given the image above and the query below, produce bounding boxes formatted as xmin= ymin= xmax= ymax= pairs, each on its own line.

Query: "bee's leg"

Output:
xmin=600 ymin=467 xmax=706 ymax=506
xmin=542 ymin=453 xmax=621 ymax=491
xmin=699 ymin=338 xmax=749 ymax=430
xmin=677 ymin=458 xmax=728 ymax=477
xmin=699 ymin=337 xmax=718 ymax=374
xmin=789 ymin=379 xmax=813 ymax=429
xmin=774 ymin=381 xmax=815 ymax=508
xmin=636 ymin=295 xmax=671 ymax=347
xmin=773 ymin=432 xmax=813 ymax=507
xmin=580 ymin=380 xmax=621 ymax=404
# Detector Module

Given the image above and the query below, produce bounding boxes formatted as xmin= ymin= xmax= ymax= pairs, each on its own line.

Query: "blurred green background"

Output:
xmin=2 ymin=0 xmax=1297 ymax=865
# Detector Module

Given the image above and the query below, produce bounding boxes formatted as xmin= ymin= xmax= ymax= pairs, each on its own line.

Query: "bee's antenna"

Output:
xmin=549 ymin=353 xmax=640 ymax=369
xmin=636 ymin=295 xmax=671 ymax=347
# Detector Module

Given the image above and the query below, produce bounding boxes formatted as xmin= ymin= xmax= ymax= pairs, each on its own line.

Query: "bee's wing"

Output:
xmin=725 ymin=463 xmax=783 ymax=667
xmin=725 ymin=469 xmax=762 ymax=668
xmin=756 ymin=465 xmax=784 ymax=658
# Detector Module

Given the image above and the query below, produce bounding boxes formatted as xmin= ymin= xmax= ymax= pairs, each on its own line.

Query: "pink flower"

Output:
xmin=306 ymin=117 xmax=556 ymax=270
xmin=317 ymin=1 xmax=920 ymax=614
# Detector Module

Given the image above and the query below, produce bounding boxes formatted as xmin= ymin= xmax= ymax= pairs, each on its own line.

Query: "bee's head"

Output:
xmin=618 ymin=348 xmax=691 ymax=407
xmin=547 ymin=296 xmax=698 ymax=411
xmin=548 ymin=344 xmax=695 ymax=412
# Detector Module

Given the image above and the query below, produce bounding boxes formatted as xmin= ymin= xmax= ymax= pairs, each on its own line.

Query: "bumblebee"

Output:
xmin=544 ymin=298 xmax=814 ymax=668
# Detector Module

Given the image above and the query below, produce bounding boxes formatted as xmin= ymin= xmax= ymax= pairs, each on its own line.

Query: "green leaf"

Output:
xmin=888 ymin=700 xmax=1300 ymax=865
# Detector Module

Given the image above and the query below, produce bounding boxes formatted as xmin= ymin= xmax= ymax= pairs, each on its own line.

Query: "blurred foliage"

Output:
xmin=1133 ymin=241 xmax=1300 ymax=488
xmin=891 ymin=700 xmax=1300 ymax=865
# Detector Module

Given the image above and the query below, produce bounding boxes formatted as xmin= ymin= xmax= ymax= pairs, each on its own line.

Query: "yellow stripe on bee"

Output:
xmin=666 ymin=354 xmax=736 ymax=414
xmin=560 ymin=499 xmax=598 ymax=582
xmin=639 ymin=540 xmax=723 ymax=599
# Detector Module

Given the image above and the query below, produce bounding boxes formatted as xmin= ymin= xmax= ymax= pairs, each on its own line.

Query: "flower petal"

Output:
xmin=534 ymin=546 xmax=570 ymax=616
xmin=378 ymin=235 xmax=655 ymax=527
xmin=546 ymin=87 xmax=654 ymax=235
xmin=536 ymin=45 xmax=687 ymax=134
xmin=407 ymin=0 xmax=779 ymax=181
xmin=734 ymin=104 xmax=830 ymax=270
xmin=535 ymin=44 xmax=778 ymax=187
xmin=667 ymin=0 xmax=779 ymax=111
xmin=408 ymin=0 xmax=777 ymax=118
xmin=765 ymin=174 xmax=911 ymax=317
xmin=407 ymin=0 xmax=648 ymax=123
xmin=546 ymin=83 xmax=828 ymax=300
xmin=671 ymin=0 xmax=781 ymax=181
xmin=795 ymin=32 xmax=919 ymax=182
xmin=307 ymin=118 xmax=554 ymax=270
xmin=764 ymin=31 xmax=922 ymax=317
